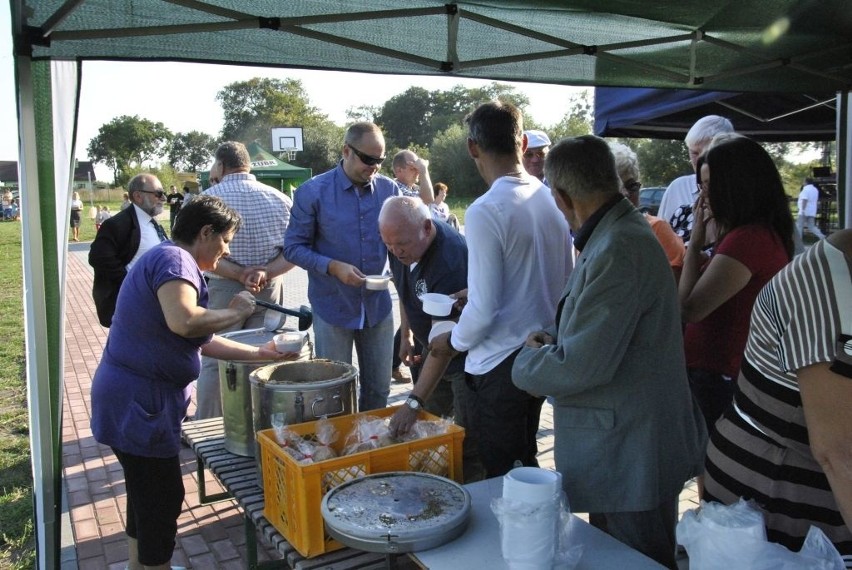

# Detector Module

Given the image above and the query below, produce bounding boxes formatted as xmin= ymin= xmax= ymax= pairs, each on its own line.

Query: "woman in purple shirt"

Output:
xmin=91 ymin=195 xmax=294 ymax=570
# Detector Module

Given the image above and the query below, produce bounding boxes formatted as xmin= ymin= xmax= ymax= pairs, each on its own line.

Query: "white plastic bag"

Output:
xmin=676 ymin=499 xmax=844 ymax=570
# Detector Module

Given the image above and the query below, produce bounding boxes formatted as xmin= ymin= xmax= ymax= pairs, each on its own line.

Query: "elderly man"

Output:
xmin=657 ymin=115 xmax=734 ymax=243
xmin=512 ymin=135 xmax=707 ymax=569
xmin=89 ymin=173 xmax=168 ymax=327
xmin=522 ymin=129 xmax=551 ymax=181
xmin=284 ymin=123 xmax=401 ymax=411
xmin=195 ymin=141 xmax=295 ymax=419
xmin=414 ymin=102 xmax=572 ymax=478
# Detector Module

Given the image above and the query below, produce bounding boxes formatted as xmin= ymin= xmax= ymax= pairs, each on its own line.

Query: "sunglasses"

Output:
xmin=139 ymin=189 xmax=167 ymax=199
xmin=348 ymin=144 xmax=385 ymax=166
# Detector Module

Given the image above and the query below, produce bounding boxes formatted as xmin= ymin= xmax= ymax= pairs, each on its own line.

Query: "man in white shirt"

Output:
xmin=796 ymin=178 xmax=826 ymax=240
xmin=416 ymin=101 xmax=573 ymax=478
xmin=657 ymin=115 xmax=734 ymax=244
xmin=522 ymin=129 xmax=551 ymax=182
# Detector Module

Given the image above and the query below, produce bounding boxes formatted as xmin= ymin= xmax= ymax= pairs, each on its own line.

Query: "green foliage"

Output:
xmin=87 ymin=115 xmax=173 ymax=186
xmin=297 ymin=120 xmax=346 ymax=174
xmin=633 ymin=138 xmax=690 ymax=186
xmin=123 ymin=163 xmax=180 ymax=192
xmin=168 ymin=130 xmax=218 ymax=172
xmin=217 ymin=77 xmax=327 ymax=144
xmin=429 ymin=124 xmax=487 ymax=198
xmin=377 ymin=82 xmax=531 ymax=151
xmin=547 ymin=91 xmax=594 ymax=140
xmin=0 ymin=221 xmax=35 ymax=569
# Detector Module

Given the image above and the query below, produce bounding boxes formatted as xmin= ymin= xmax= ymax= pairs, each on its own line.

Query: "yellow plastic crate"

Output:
xmin=257 ymin=406 xmax=464 ymax=558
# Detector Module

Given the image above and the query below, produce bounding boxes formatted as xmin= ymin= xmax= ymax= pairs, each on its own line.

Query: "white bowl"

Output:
xmin=428 ymin=320 xmax=456 ymax=343
xmin=365 ymin=275 xmax=391 ymax=290
xmin=274 ymin=331 xmax=307 ymax=353
xmin=421 ymin=293 xmax=455 ymax=316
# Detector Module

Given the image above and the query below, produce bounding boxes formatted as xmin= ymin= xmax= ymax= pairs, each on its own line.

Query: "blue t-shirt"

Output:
xmin=389 ymin=221 xmax=468 ymax=374
xmin=91 ymin=243 xmax=210 ymax=457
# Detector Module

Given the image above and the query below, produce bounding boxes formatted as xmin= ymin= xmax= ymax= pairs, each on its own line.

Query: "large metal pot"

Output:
xmin=218 ymin=328 xmax=311 ymax=457
xmin=250 ymin=359 xmax=357 ymax=431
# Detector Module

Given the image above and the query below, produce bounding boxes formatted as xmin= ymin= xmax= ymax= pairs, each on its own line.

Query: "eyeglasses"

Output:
xmin=523 ymin=149 xmax=547 ymax=160
xmin=348 ymin=144 xmax=385 ymax=166
xmin=138 ymin=189 xmax=167 ymax=199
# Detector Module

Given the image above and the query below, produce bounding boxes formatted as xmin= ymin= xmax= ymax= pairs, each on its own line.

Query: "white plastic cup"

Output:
xmin=365 ymin=275 xmax=390 ymax=290
xmin=274 ymin=331 xmax=306 ymax=353
xmin=502 ymin=467 xmax=561 ymax=504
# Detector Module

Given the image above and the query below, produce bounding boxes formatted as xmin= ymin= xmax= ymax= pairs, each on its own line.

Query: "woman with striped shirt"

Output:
xmin=704 ymin=229 xmax=852 ymax=566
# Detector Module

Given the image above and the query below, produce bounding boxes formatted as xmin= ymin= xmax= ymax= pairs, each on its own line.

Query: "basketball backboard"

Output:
xmin=271 ymin=127 xmax=304 ymax=153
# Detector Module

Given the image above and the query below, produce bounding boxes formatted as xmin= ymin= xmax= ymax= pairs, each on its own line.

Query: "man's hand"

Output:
xmin=427 ymin=331 xmax=458 ymax=358
xmin=399 ymin=330 xmax=421 ymax=367
xmin=389 ymin=404 xmax=419 ymax=438
xmin=449 ymin=288 xmax=468 ymax=311
xmin=241 ymin=266 xmax=268 ymax=293
xmin=525 ymin=330 xmax=554 ymax=348
xmin=328 ymin=260 xmax=367 ymax=287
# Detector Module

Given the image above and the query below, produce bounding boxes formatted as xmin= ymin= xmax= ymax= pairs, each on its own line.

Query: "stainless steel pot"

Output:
xmin=218 ymin=328 xmax=311 ymax=457
xmin=321 ymin=472 xmax=471 ymax=553
xmin=249 ymin=359 xmax=357 ymax=430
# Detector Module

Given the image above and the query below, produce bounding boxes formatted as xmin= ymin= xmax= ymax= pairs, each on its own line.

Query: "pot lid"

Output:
xmin=321 ymin=472 xmax=470 ymax=553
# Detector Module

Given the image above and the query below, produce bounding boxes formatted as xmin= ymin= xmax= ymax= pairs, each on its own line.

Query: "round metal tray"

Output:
xmin=321 ymin=472 xmax=471 ymax=553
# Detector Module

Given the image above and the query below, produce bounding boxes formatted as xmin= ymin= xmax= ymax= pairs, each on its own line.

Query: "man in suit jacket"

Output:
xmin=89 ymin=173 xmax=167 ymax=327
xmin=512 ymin=135 xmax=707 ymax=569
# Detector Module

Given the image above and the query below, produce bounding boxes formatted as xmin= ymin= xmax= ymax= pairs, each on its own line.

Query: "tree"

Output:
xmin=548 ymin=91 xmax=593 ymax=141
xmin=87 ymin=115 xmax=173 ymax=185
xmin=429 ymin=124 xmax=486 ymax=198
xmin=377 ymin=82 xmax=532 ymax=151
xmin=298 ymin=120 xmax=346 ymax=174
xmin=633 ymin=139 xmax=690 ymax=187
xmin=217 ymin=77 xmax=327 ymax=145
xmin=168 ymin=131 xmax=217 ymax=172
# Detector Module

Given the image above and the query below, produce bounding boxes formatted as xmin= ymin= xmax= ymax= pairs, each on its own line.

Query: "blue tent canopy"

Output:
xmin=594 ymin=87 xmax=837 ymax=142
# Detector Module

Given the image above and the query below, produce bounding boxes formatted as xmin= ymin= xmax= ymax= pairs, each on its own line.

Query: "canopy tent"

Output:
xmin=199 ymin=141 xmax=312 ymax=193
xmin=594 ymin=87 xmax=839 ymax=142
xmin=8 ymin=1 xmax=852 ymax=568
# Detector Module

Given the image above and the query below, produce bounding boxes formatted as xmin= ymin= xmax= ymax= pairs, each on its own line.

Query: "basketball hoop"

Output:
xmin=280 ymin=149 xmax=297 ymax=162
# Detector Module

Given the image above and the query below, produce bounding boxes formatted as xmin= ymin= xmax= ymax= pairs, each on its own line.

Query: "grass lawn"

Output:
xmin=0 ymin=220 xmax=34 ymax=570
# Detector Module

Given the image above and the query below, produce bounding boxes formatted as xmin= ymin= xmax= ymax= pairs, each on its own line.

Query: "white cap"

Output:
xmin=524 ymin=130 xmax=551 ymax=149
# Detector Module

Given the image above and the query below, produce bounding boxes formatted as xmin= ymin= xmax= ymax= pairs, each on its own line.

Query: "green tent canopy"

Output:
xmin=200 ymin=141 xmax=312 ymax=193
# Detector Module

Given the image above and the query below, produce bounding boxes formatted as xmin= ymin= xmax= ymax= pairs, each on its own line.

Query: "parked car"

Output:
xmin=638 ymin=186 xmax=666 ymax=216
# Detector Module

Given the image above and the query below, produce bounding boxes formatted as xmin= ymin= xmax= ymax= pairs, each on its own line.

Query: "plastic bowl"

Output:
xmin=428 ymin=320 xmax=456 ymax=343
xmin=274 ymin=331 xmax=307 ymax=353
xmin=421 ymin=293 xmax=455 ymax=316
xmin=365 ymin=275 xmax=391 ymax=290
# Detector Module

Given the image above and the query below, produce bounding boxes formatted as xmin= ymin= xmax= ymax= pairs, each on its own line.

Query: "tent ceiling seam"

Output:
xmin=41 ymin=0 xmax=85 ymax=36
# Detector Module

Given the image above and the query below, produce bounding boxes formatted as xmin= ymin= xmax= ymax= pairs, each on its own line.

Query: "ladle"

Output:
xmin=255 ymin=300 xmax=313 ymax=331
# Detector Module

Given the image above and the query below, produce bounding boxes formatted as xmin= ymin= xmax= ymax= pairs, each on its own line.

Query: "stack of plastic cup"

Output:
xmin=500 ymin=467 xmax=561 ymax=570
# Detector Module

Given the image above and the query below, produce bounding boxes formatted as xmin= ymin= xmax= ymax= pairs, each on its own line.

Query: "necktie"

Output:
xmin=151 ymin=219 xmax=168 ymax=242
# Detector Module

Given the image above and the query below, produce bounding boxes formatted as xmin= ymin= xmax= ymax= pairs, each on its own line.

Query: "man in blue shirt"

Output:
xmin=284 ymin=123 xmax=401 ymax=410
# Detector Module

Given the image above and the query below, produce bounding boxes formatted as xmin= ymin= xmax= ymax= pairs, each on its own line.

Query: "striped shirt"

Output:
xmin=202 ymin=172 xmax=292 ymax=267
xmin=704 ymin=239 xmax=852 ymax=566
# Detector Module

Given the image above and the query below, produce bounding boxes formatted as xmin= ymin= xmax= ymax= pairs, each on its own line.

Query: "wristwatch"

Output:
xmin=405 ymin=394 xmax=424 ymax=411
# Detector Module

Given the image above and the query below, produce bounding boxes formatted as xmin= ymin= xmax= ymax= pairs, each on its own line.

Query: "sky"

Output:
xmin=0 ymin=3 xmax=588 ymax=181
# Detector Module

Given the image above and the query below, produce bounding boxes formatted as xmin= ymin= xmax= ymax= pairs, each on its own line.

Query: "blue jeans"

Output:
xmin=313 ymin=312 xmax=394 ymax=411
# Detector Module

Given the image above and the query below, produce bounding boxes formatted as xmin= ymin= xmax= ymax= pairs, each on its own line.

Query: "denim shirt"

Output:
xmin=284 ymin=162 xmax=401 ymax=328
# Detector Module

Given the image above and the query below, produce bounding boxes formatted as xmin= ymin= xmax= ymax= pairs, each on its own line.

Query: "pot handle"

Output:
xmin=311 ymin=394 xmax=344 ymax=418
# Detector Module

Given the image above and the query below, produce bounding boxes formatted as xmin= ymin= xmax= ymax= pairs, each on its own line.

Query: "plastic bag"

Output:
xmin=491 ymin=491 xmax=583 ymax=570
xmin=676 ymin=498 xmax=844 ymax=570
xmin=342 ymin=415 xmax=393 ymax=455
xmin=312 ymin=416 xmax=339 ymax=461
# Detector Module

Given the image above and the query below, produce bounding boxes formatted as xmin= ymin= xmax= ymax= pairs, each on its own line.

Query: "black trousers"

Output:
xmin=463 ymin=349 xmax=544 ymax=478
xmin=589 ymin=495 xmax=679 ymax=569
xmin=113 ymin=448 xmax=184 ymax=566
